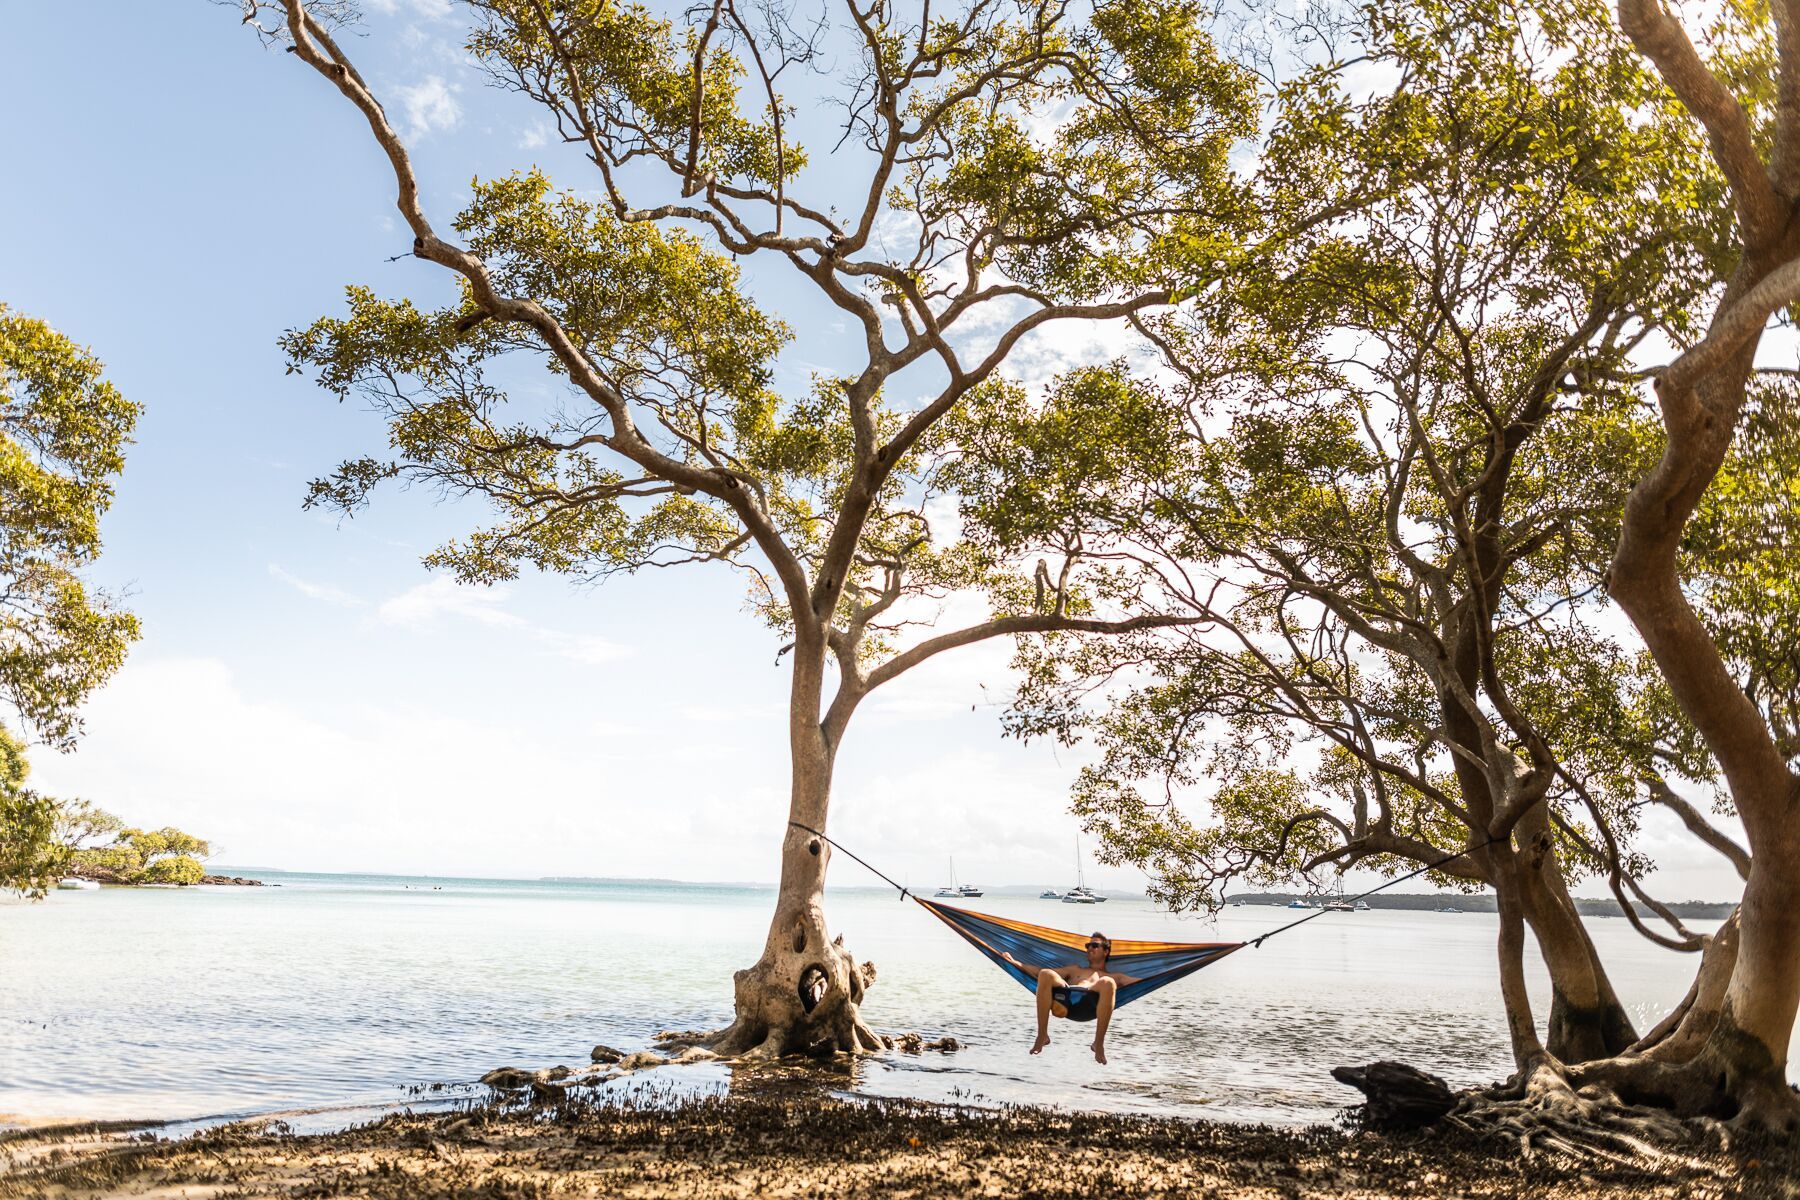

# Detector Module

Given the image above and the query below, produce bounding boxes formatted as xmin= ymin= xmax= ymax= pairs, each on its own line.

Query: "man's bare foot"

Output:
xmin=1092 ymin=1041 xmax=1107 ymax=1065
xmin=1030 ymin=1034 xmax=1051 ymax=1055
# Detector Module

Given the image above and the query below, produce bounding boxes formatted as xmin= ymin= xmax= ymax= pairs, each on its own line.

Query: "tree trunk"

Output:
xmin=1513 ymin=804 xmax=1639 ymax=1061
xmin=1434 ymin=665 xmax=1634 ymax=1065
xmin=1633 ymin=909 xmax=1739 ymax=1061
xmin=1678 ymin=856 xmax=1800 ymax=1124
xmin=705 ymin=640 xmax=884 ymax=1059
xmin=1570 ymin=867 xmax=1798 ymax=1130
xmin=1491 ymin=846 xmax=1548 ymax=1068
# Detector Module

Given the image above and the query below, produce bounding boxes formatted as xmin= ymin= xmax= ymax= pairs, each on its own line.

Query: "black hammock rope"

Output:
xmin=787 ymin=819 xmax=1501 ymax=949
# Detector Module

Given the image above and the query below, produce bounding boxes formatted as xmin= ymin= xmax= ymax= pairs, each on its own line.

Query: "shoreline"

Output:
xmin=3 ymin=1087 xmax=1790 ymax=1200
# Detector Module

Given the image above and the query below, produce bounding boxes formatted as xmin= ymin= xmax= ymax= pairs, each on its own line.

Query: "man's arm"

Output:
xmin=1002 ymin=952 xmax=1081 ymax=977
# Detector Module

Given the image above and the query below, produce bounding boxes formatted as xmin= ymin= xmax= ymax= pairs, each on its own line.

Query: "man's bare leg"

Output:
xmin=1090 ymin=976 xmax=1117 ymax=1064
xmin=1032 ymin=969 xmax=1066 ymax=1053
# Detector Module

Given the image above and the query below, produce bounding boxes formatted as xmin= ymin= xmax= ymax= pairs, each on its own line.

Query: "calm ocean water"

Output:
xmin=1 ymin=871 xmax=1780 ymax=1128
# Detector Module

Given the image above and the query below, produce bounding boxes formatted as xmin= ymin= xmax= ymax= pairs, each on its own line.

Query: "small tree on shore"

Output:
xmin=248 ymin=0 xmax=1258 ymax=1054
xmin=65 ymin=813 xmax=212 ymax=886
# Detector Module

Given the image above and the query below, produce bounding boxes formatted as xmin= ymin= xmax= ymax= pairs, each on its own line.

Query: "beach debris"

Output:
xmin=528 ymin=1079 xmax=567 ymax=1104
xmin=892 ymin=1033 xmax=962 ymax=1054
xmin=590 ymin=1044 xmax=625 ymax=1063
xmin=617 ymin=1051 xmax=670 ymax=1071
xmin=479 ymin=1067 xmax=533 ymax=1091
xmin=541 ymin=1066 xmax=573 ymax=1081
xmin=675 ymin=1046 xmax=720 ymax=1064
xmin=1331 ymin=1061 xmax=1455 ymax=1130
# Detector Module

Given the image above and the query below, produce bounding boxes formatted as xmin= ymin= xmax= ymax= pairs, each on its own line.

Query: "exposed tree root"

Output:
xmin=1440 ymin=1053 xmax=1800 ymax=1170
xmin=1444 ymin=1060 xmax=1730 ymax=1167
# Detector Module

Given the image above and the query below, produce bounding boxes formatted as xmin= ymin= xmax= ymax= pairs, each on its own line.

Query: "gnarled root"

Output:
xmin=672 ymin=937 xmax=889 ymax=1062
xmin=1446 ymin=1058 xmax=1731 ymax=1167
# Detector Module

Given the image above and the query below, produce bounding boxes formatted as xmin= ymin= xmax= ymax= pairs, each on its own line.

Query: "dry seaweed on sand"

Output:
xmin=4 ymin=1089 xmax=1796 ymax=1200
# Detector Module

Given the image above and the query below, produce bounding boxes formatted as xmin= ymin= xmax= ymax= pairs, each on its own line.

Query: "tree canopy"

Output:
xmin=0 ymin=306 xmax=141 ymax=749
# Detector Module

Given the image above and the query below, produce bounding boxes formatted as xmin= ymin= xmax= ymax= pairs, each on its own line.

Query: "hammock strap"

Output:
xmin=787 ymin=820 xmax=914 ymax=901
xmin=1247 ymin=835 xmax=1502 ymax=948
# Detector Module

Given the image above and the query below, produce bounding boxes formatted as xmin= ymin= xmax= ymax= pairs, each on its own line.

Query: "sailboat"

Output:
xmin=935 ymin=858 xmax=983 ymax=898
xmin=1062 ymin=836 xmax=1105 ymax=904
xmin=1322 ymin=880 xmax=1357 ymax=912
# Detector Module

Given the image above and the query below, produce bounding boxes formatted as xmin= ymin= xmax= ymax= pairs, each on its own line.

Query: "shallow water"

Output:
xmin=0 ymin=872 xmax=1779 ymax=1127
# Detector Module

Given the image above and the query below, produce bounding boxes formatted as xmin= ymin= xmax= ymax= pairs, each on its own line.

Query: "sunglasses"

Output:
xmin=1085 ymin=941 xmax=1108 ymax=951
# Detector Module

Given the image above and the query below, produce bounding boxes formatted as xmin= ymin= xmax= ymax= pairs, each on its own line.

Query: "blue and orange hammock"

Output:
xmin=789 ymin=821 xmax=1491 ymax=1021
xmin=914 ymin=897 xmax=1242 ymax=1019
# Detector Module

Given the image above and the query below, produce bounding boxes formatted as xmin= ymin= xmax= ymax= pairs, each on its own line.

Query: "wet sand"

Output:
xmin=4 ymin=1087 xmax=1794 ymax=1200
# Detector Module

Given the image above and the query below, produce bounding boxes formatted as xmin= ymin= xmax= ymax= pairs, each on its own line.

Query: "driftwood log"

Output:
xmin=1332 ymin=1061 xmax=1457 ymax=1130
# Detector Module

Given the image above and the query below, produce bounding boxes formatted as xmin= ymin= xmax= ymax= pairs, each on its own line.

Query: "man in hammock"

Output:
xmin=1004 ymin=932 xmax=1137 ymax=1065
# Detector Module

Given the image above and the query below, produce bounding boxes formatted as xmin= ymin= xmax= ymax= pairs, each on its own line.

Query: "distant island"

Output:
xmin=541 ymin=876 xmax=695 ymax=886
xmin=1227 ymin=892 xmax=1736 ymax=919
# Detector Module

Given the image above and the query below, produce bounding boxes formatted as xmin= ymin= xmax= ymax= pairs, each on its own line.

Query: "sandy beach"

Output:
xmin=5 ymin=1084 xmax=1796 ymax=1200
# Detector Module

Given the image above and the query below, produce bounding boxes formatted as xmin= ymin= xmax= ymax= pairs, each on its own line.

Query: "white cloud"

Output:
xmin=394 ymin=76 xmax=461 ymax=140
xmin=378 ymin=577 xmax=522 ymax=629
xmin=365 ymin=0 xmax=453 ymax=17
xmin=268 ymin=564 xmax=362 ymax=608
xmin=29 ymin=657 xmax=628 ymax=877
xmin=539 ymin=630 xmax=630 ymax=665
xmin=375 ymin=578 xmax=628 ymax=663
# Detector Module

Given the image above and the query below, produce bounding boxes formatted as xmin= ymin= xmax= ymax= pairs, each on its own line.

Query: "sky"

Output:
xmin=0 ymin=1 xmax=1750 ymax=903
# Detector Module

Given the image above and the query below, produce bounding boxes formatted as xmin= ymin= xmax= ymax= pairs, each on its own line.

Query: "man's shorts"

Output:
xmin=1052 ymin=986 xmax=1101 ymax=1022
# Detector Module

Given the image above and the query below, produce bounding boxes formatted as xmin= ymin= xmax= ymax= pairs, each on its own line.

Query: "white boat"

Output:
xmin=1286 ymin=898 xmax=1313 ymax=909
xmin=1039 ymin=889 xmax=1062 ymax=899
xmin=1060 ymin=837 xmax=1106 ymax=903
xmin=1354 ymin=900 xmax=1370 ymax=912
xmin=1438 ymin=906 xmax=1463 ymax=913
xmin=57 ymin=878 xmax=99 ymax=891
xmin=935 ymin=858 xmax=982 ymax=898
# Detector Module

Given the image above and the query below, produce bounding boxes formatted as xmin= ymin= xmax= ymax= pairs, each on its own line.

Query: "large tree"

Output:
xmin=1022 ymin=0 xmax=1800 ymax=1137
xmin=248 ymin=0 xmax=1260 ymax=1054
xmin=0 ymin=306 xmax=143 ymax=897
xmin=999 ymin=0 xmax=1732 ymax=1067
